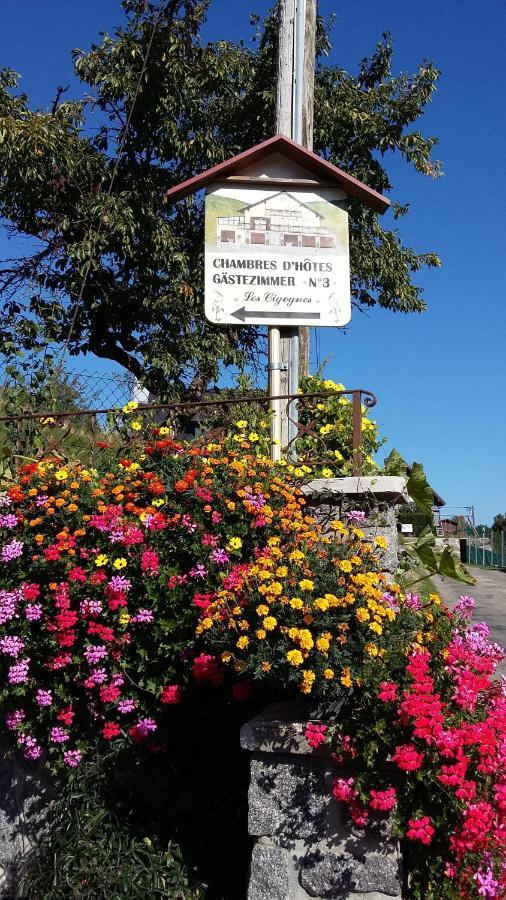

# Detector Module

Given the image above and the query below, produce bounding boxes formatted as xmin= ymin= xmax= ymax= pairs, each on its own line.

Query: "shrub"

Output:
xmin=0 ymin=419 xmax=504 ymax=898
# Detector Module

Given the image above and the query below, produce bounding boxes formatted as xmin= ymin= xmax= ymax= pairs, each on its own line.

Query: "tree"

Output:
xmin=0 ymin=1 xmax=442 ymax=396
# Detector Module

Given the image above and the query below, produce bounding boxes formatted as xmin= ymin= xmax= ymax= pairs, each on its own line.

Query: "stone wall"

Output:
xmin=241 ymin=703 xmax=402 ymax=900
xmin=0 ymin=740 xmax=54 ymax=899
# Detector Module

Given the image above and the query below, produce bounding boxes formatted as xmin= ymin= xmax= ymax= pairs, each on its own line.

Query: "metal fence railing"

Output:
xmin=0 ymin=388 xmax=378 ymax=479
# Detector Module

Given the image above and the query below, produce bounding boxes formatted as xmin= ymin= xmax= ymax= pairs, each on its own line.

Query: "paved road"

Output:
xmin=433 ymin=566 xmax=506 ymax=677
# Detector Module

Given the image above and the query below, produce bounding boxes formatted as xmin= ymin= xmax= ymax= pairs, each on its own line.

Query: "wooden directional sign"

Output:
xmin=204 ymin=184 xmax=351 ymax=327
xmin=165 ymin=134 xmax=389 ymax=328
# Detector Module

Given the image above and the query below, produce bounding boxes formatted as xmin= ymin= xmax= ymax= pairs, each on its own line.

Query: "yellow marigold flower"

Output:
xmin=235 ymin=420 xmax=247 ymax=429
xmin=429 ymin=593 xmax=442 ymax=606
xmin=369 ymin=621 xmax=383 ymax=635
xmin=35 ymin=534 xmax=44 ymax=544
xmin=256 ymin=629 xmax=267 ymax=640
xmin=290 ymin=598 xmax=303 ymax=610
xmin=374 ymin=535 xmax=388 ymax=549
xmin=330 ymin=519 xmax=346 ymax=533
xmin=118 ymin=612 xmax=130 ymax=626
xmin=301 ymin=670 xmax=315 ymax=694
xmin=236 ymin=636 xmax=249 ymax=650
xmin=239 ymin=619 xmax=250 ymax=631
xmin=227 ymin=536 xmax=242 ymax=550
xmin=202 ymin=617 xmax=214 ymax=630
xmin=323 ymin=668 xmax=335 ymax=680
xmin=324 ymin=593 xmax=340 ymax=608
xmin=316 ymin=636 xmax=330 ymax=652
xmin=356 ymin=608 xmax=370 ymax=623
xmin=287 ymin=649 xmax=304 ymax=666
xmin=221 ymin=651 xmax=233 ymax=663
xmin=364 ymin=642 xmax=379 ymax=657
xmin=299 ymin=579 xmax=314 ymax=591
xmin=275 ymin=566 xmax=288 ymax=577
xmin=256 ymin=604 xmax=269 ymax=617
xmin=352 ymin=528 xmax=365 ymax=539
xmin=263 ymin=616 xmax=277 ymax=631
xmin=55 ymin=469 xmax=68 ymax=481
xmin=319 ymin=424 xmax=333 ymax=436
xmin=268 ymin=536 xmax=280 ymax=547
xmin=289 ymin=549 xmax=305 ymax=562
xmin=314 ymin=597 xmax=329 ymax=612
xmin=298 ymin=629 xmax=314 ymax=650
xmin=95 ymin=554 xmax=108 ymax=567
xmin=339 ymin=559 xmax=352 ymax=573
xmin=340 ymin=668 xmax=353 ymax=688
xmin=67 ymin=503 xmax=78 ymax=513
xmin=226 ymin=501 xmax=236 ymax=511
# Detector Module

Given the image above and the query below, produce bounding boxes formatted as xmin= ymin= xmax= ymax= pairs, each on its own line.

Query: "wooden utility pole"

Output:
xmin=299 ymin=0 xmax=316 ymax=378
xmin=269 ymin=0 xmax=317 ymax=453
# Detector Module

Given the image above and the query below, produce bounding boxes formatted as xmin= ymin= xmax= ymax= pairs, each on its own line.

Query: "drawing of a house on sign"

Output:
xmin=217 ymin=190 xmax=336 ymax=250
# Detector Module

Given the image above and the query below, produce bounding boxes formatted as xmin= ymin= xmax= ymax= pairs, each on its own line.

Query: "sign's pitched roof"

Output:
xmin=165 ymin=134 xmax=390 ymax=214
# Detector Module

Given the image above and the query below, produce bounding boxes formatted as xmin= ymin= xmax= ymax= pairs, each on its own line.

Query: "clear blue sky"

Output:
xmin=0 ymin=0 xmax=504 ymax=524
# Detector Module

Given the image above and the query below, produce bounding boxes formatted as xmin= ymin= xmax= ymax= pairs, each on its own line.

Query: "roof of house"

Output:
xmin=165 ymin=134 xmax=390 ymax=214
xmin=242 ymin=189 xmax=324 ymax=218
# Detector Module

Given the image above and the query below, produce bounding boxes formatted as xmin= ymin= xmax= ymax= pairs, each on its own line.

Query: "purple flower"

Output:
xmin=135 ymin=717 xmax=157 ymax=736
xmin=474 ymin=867 xmax=499 ymax=897
xmin=8 ymin=658 xmax=30 ymax=684
xmin=18 ymin=734 xmax=42 ymax=760
xmin=404 ymin=592 xmax=422 ymax=611
xmin=210 ymin=548 xmax=230 ymax=565
xmin=0 ymin=514 xmax=18 ymax=528
xmin=381 ymin=592 xmax=399 ymax=610
xmin=89 ymin=667 xmax=108 ymax=685
xmin=1 ymin=539 xmax=24 ymax=562
xmin=50 ymin=726 xmax=69 ymax=744
xmin=35 ymin=494 xmax=49 ymax=507
xmin=118 ymin=698 xmax=137 ymax=714
xmin=108 ymin=576 xmax=131 ymax=593
xmin=5 ymin=709 xmax=25 ymax=730
xmin=189 ymin=564 xmax=207 ymax=579
xmin=0 ymin=635 xmax=25 ymax=657
xmin=0 ymin=589 xmax=20 ymax=624
xmin=64 ymin=749 xmax=82 ymax=768
xmin=454 ymin=595 xmax=475 ymax=618
xmin=345 ymin=510 xmax=367 ymax=523
xmin=244 ymin=488 xmax=266 ymax=510
xmin=25 ymin=603 xmax=43 ymax=621
xmin=111 ymin=673 xmax=124 ymax=686
xmin=0 ymin=494 xmax=12 ymax=507
xmin=84 ymin=644 xmax=108 ymax=665
xmin=35 ymin=689 xmax=53 ymax=707
xmin=131 ymin=609 xmax=154 ymax=624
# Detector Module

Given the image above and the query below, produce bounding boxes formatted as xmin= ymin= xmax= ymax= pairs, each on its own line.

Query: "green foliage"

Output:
xmin=0 ymin=2 xmax=442 ymax=394
xmin=18 ymin=755 xmax=204 ymax=900
xmin=406 ymin=462 xmax=434 ymax=517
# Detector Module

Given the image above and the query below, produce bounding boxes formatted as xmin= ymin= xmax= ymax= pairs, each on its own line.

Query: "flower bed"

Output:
xmin=0 ymin=422 xmax=504 ymax=898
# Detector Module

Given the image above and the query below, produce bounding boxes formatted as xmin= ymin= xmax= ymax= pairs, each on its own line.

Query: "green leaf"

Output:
xmin=406 ymin=462 xmax=434 ymax=517
xmin=437 ymin=546 xmax=476 ymax=585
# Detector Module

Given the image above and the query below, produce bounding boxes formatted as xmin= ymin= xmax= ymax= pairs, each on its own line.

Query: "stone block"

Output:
xmin=248 ymin=756 xmax=330 ymax=841
xmin=299 ymin=850 xmax=402 ymax=898
xmin=0 ymin=743 xmax=55 ymax=898
xmin=247 ymin=845 xmax=291 ymax=900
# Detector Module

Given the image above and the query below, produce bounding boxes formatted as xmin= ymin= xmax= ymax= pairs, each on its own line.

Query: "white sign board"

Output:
xmin=400 ymin=523 xmax=414 ymax=534
xmin=204 ymin=185 xmax=350 ymax=327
